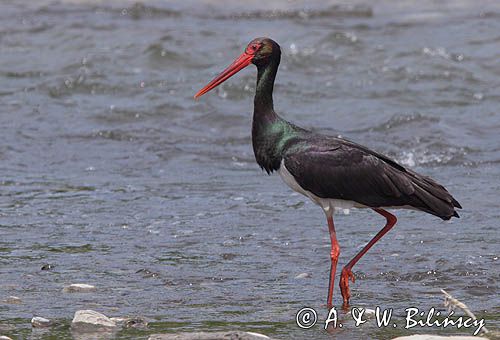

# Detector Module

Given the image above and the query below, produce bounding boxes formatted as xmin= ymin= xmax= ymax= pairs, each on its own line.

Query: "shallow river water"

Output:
xmin=0 ymin=0 xmax=499 ymax=339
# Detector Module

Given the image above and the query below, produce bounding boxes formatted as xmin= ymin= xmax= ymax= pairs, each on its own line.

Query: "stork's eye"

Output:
xmin=246 ymin=43 xmax=261 ymax=54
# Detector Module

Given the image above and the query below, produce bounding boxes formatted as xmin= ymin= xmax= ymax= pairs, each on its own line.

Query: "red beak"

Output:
xmin=194 ymin=51 xmax=254 ymax=99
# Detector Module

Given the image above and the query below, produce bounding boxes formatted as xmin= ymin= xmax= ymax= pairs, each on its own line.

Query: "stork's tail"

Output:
xmin=409 ymin=171 xmax=462 ymax=220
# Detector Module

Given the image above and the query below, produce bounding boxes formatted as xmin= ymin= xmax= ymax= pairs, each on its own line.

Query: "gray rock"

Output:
xmin=63 ymin=283 xmax=97 ymax=293
xmin=148 ymin=331 xmax=276 ymax=340
xmin=31 ymin=316 xmax=51 ymax=328
xmin=71 ymin=310 xmax=117 ymax=331
xmin=391 ymin=335 xmax=489 ymax=340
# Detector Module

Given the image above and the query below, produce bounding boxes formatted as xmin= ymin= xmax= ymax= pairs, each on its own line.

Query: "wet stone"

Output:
xmin=295 ymin=272 xmax=311 ymax=279
xmin=71 ymin=310 xmax=117 ymax=331
xmin=63 ymin=283 xmax=97 ymax=293
xmin=31 ymin=316 xmax=52 ymax=328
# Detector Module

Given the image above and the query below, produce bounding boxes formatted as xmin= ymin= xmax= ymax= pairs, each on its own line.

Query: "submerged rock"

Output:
xmin=71 ymin=310 xmax=117 ymax=331
xmin=31 ymin=316 xmax=51 ymax=328
xmin=294 ymin=272 xmax=311 ymax=279
xmin=148 ymin=331 xmax=277 ymax=340
xmin=63 ymin=283 xmax=97 ymax=293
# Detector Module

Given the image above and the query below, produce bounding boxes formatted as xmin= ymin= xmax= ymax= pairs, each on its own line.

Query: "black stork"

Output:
xmin=194 ymin=38 xmax=461 ymax=309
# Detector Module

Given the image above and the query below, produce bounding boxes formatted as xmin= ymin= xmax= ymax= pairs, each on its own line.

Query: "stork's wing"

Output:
xmin=283 ymin=138 xmax=461 ymax=220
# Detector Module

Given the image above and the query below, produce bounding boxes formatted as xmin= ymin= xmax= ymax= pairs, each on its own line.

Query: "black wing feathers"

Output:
xmin=283 ymin=137 xmax=461 ymax=220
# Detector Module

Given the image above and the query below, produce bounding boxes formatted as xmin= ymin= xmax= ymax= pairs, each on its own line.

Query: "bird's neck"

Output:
xmin=254 ymin=57 xmax=279 ymax=113
xmin=252 ymin=56 xmax=300 ymax=173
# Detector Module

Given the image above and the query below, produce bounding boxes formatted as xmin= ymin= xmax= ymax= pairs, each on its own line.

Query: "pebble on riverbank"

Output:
xmin=71 ymin=310 xmax=116 ymax=331
xmin=31 ymin=317 xmax=51 ymax=328
xmin=63 ymin=283 xmax=97 ymax=293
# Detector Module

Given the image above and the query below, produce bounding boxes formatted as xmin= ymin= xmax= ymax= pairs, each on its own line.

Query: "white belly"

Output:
xmin=278 ymin=160 xmax=367 ymax=216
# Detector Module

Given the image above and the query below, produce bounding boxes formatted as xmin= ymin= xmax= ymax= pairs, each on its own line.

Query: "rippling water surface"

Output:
xmin=0 ymin=0 xmax=499 ymax=339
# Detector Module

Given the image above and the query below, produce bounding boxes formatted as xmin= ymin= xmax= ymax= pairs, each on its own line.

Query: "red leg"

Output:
xmin=339 ymin=208 xmax=397 ymax=307
xmin=326 ymin=215 xmax=340 ymax=309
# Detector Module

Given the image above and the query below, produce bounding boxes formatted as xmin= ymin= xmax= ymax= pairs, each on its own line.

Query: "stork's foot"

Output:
xmin=339 ymin=267 xmax=355 ymax=307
